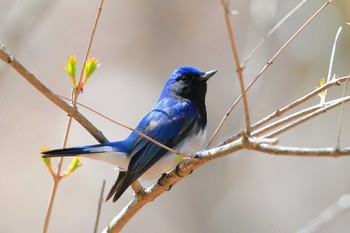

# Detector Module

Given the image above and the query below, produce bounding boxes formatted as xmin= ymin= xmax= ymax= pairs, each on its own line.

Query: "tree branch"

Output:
xmin=0 ymin=43 xmax=108 ymax=144
xmin=206 ymin=0 xmax=335 ymax=148
xmin=221 ymin=75 xmax=350 ymax=145
xmin=253 ymin=144 xmax=350 ymax=157
xmin=220 ymin=0 xmax=251 ymax=134
xmin=104 ymin=127 xmax=350 ymax=232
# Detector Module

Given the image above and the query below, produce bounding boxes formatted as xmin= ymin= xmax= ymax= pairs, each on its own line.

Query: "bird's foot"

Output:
xmin=175 ymin=164 xmax=193 ymax=177
xmin=157 ymin=173 xmax=168 ymax=186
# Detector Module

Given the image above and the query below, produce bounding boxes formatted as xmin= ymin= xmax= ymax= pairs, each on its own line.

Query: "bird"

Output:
xmin=42 ymin=66 xmax=217 ymax=202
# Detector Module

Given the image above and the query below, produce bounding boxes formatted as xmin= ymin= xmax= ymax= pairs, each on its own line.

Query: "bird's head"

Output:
xmin=160 ymin=66 xmax=217 ymax=102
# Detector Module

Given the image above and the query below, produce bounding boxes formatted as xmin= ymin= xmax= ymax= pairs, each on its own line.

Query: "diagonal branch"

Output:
xmin=221 ymin=75 xmax=350 ymax=145
xmin=263 ymin=96 xmax=350 ymax=138
xmin=0 ymin=44 xmax=108 ymax=144
xmin=242 ymin=0 xmax=311 ymax=67
xmin=104 ymin=129 xmax=350 ymax=232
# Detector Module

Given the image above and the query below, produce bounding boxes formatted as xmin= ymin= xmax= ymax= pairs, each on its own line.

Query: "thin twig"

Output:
xmin=43 ymin=1 xmax=105 ymax=232
xmin=0 ymin=46 xmax=108 ymax=143
xmin=220 ymin=75 xmax=350 ymax=146
xmin=296 ymin=194 xmax=350 ymax=233
xmin=205 ymin=93 xmax=240 ymax=148
xmin=251 ymin=75 xmax=349 ymax=131
xmin=220 ymin=0 xmax=251 ymax=134
xmin=94 ymin=180 xmax=106 ymax=233
xmin=252 ymin=104 xmax=321 ymax=137
xmin=242 ymin=0 xmax=311 ymax=67
xmin=76 ymin=0 xmax=104 ymax=96
xmin=336 ymin=82 xmax=347 ymax=148
xmin=253 ymin=144 xmax=350 ymax=157
xmin=323 ymin=26 xmax=343 ymax=104
xmin=327 ymin=27 xmax=342 ymax=83
xmin=263 ymin=96 xmax=350 ymax=138
xmin=43 ymin=116 xmax=74 ymax=233
xmin=206 ymin=0 xmax=334 ymax=148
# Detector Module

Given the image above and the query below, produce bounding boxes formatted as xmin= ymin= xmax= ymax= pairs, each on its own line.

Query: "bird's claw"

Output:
xmin=157 ymin=173 xmax=168 ymax=186
xmin=175 ymin=164 xmax=193 ymax=177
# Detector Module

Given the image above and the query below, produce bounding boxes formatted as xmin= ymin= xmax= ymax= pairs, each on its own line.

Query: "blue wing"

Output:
xmin=106 ymin=98 xmax=199 ymax=202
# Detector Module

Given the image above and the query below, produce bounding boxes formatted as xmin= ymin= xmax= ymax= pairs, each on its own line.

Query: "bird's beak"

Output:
xmin=201 ymin=70 xmax=217 ymax=81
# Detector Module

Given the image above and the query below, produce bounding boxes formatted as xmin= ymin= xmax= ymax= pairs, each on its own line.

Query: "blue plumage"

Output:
xmin=42 ymin=66 xmax=216 ymax=202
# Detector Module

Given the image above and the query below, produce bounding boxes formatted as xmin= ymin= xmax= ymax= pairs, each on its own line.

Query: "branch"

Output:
xmin=263 ymin=96 xmax=350 ymax=138
xmin=94 ymin=180 xmax=106 ymax=233
xmin=253 ymin=144 xmax=350 ymax=157
xmin=296 ymin=193 xmax=350 ymax=233
xmin=206 ymin=0 xmax=335 ymax=148
xmin=0 ymin=43 xmax=108 ymax=144
xmin=103 ymin=139 xmax=245 ymax=232
xmin=242 ymin=0 xmax=311 ymax=67
xmin=251 ymin=75 xmax=348 ymax=131
xmin=105 ymin=128 xmax=350 ymax=232
xmin=221 ymin=75 xmax=350 ymax=145
xmin=220 ymin=0 xmax=251 ymax=134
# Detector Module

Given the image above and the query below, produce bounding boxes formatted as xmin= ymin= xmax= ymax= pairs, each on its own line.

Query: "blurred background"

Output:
xmin=0 ymin=0 xmax=350 ymax=232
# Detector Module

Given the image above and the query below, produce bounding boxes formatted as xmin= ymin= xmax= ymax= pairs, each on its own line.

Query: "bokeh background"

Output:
xmin=0 ymin=0 xmax=350 ymax=232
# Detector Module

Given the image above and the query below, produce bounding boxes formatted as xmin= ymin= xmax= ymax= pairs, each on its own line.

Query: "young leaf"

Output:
xmin=62 ymin=157 xmax=83 ymax=177
xmin=175 ymin=154 xmax=184 ymax=162
xmin=316 ymin=78 xmax=326 ymax=103
xmin=40 ymin=147 xmax=55 ymax=175
xmin=83 ymin=57 xmax=100 ymax=84
xmin=63 ymin=55 xmax=77 ymax=89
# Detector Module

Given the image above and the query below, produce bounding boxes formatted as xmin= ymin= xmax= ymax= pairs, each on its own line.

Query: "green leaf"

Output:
xmin=63 ymin=157 xmax=83 ymax=177
xmin=175 ymin=154 xmax=184 ymax=162
xmin=316 ymin=78 xmax=326 ymax=97
xmin=40 ymin=147 xmax=54 ymax=175
xmin=83 ymin=57 xmax=100 ymax=83
xmin=63 ymin=55 xmax=77 ymax=89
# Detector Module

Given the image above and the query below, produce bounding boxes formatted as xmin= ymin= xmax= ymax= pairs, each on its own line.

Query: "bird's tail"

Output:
xmin=41 ymin=144 xmax=114 ymax=158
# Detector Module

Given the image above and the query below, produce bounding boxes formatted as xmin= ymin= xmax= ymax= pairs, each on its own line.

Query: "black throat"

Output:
xmin=171 ymin=81 xmax=208 ymax=130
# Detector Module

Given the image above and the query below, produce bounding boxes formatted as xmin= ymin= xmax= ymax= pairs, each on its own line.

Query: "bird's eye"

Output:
xmin=181 ymin=75 xmax=191 ymax=83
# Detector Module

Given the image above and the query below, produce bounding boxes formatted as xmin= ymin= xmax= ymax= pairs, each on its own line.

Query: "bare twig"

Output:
xmin=252 ymin=104 xmax=321 ymax=137
xmin=205 ymin=93 xmax=240 ymax=148
xmin=242 ymin=0 xmax=311 ymax=67
xmin=263 ymin=96 xmax=350 ymax=138
xmin=253 ymin=144 xmax=350 ymax=157
xmin=94 ymin=180 xmax=106 ymax=233
xmin=323 ymin=26 xmax=343 ymax=104
xmin=220 ymin=0 xmax=251 ymax=134
xmin=327 ymin=27 xmax=342 ymax=83
xmin=75 ymin=0 xmax=104 ymax=96
xmin=336 ymin=82 xmax=347 ymax=147
xmin=0 ymin=45 xmax=108 ymax=143
xmin=251 ymin=76 xmax=348 ymax=131
xmin=206 ymin=0 xmax=335 ymax=148
xmin=220 ymin=75 xmax=350 ymax=146
xmin=253 ymin=0 xmax=334 ymax=89
xmin=296 ymin=194 xmax=350 ymax=233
